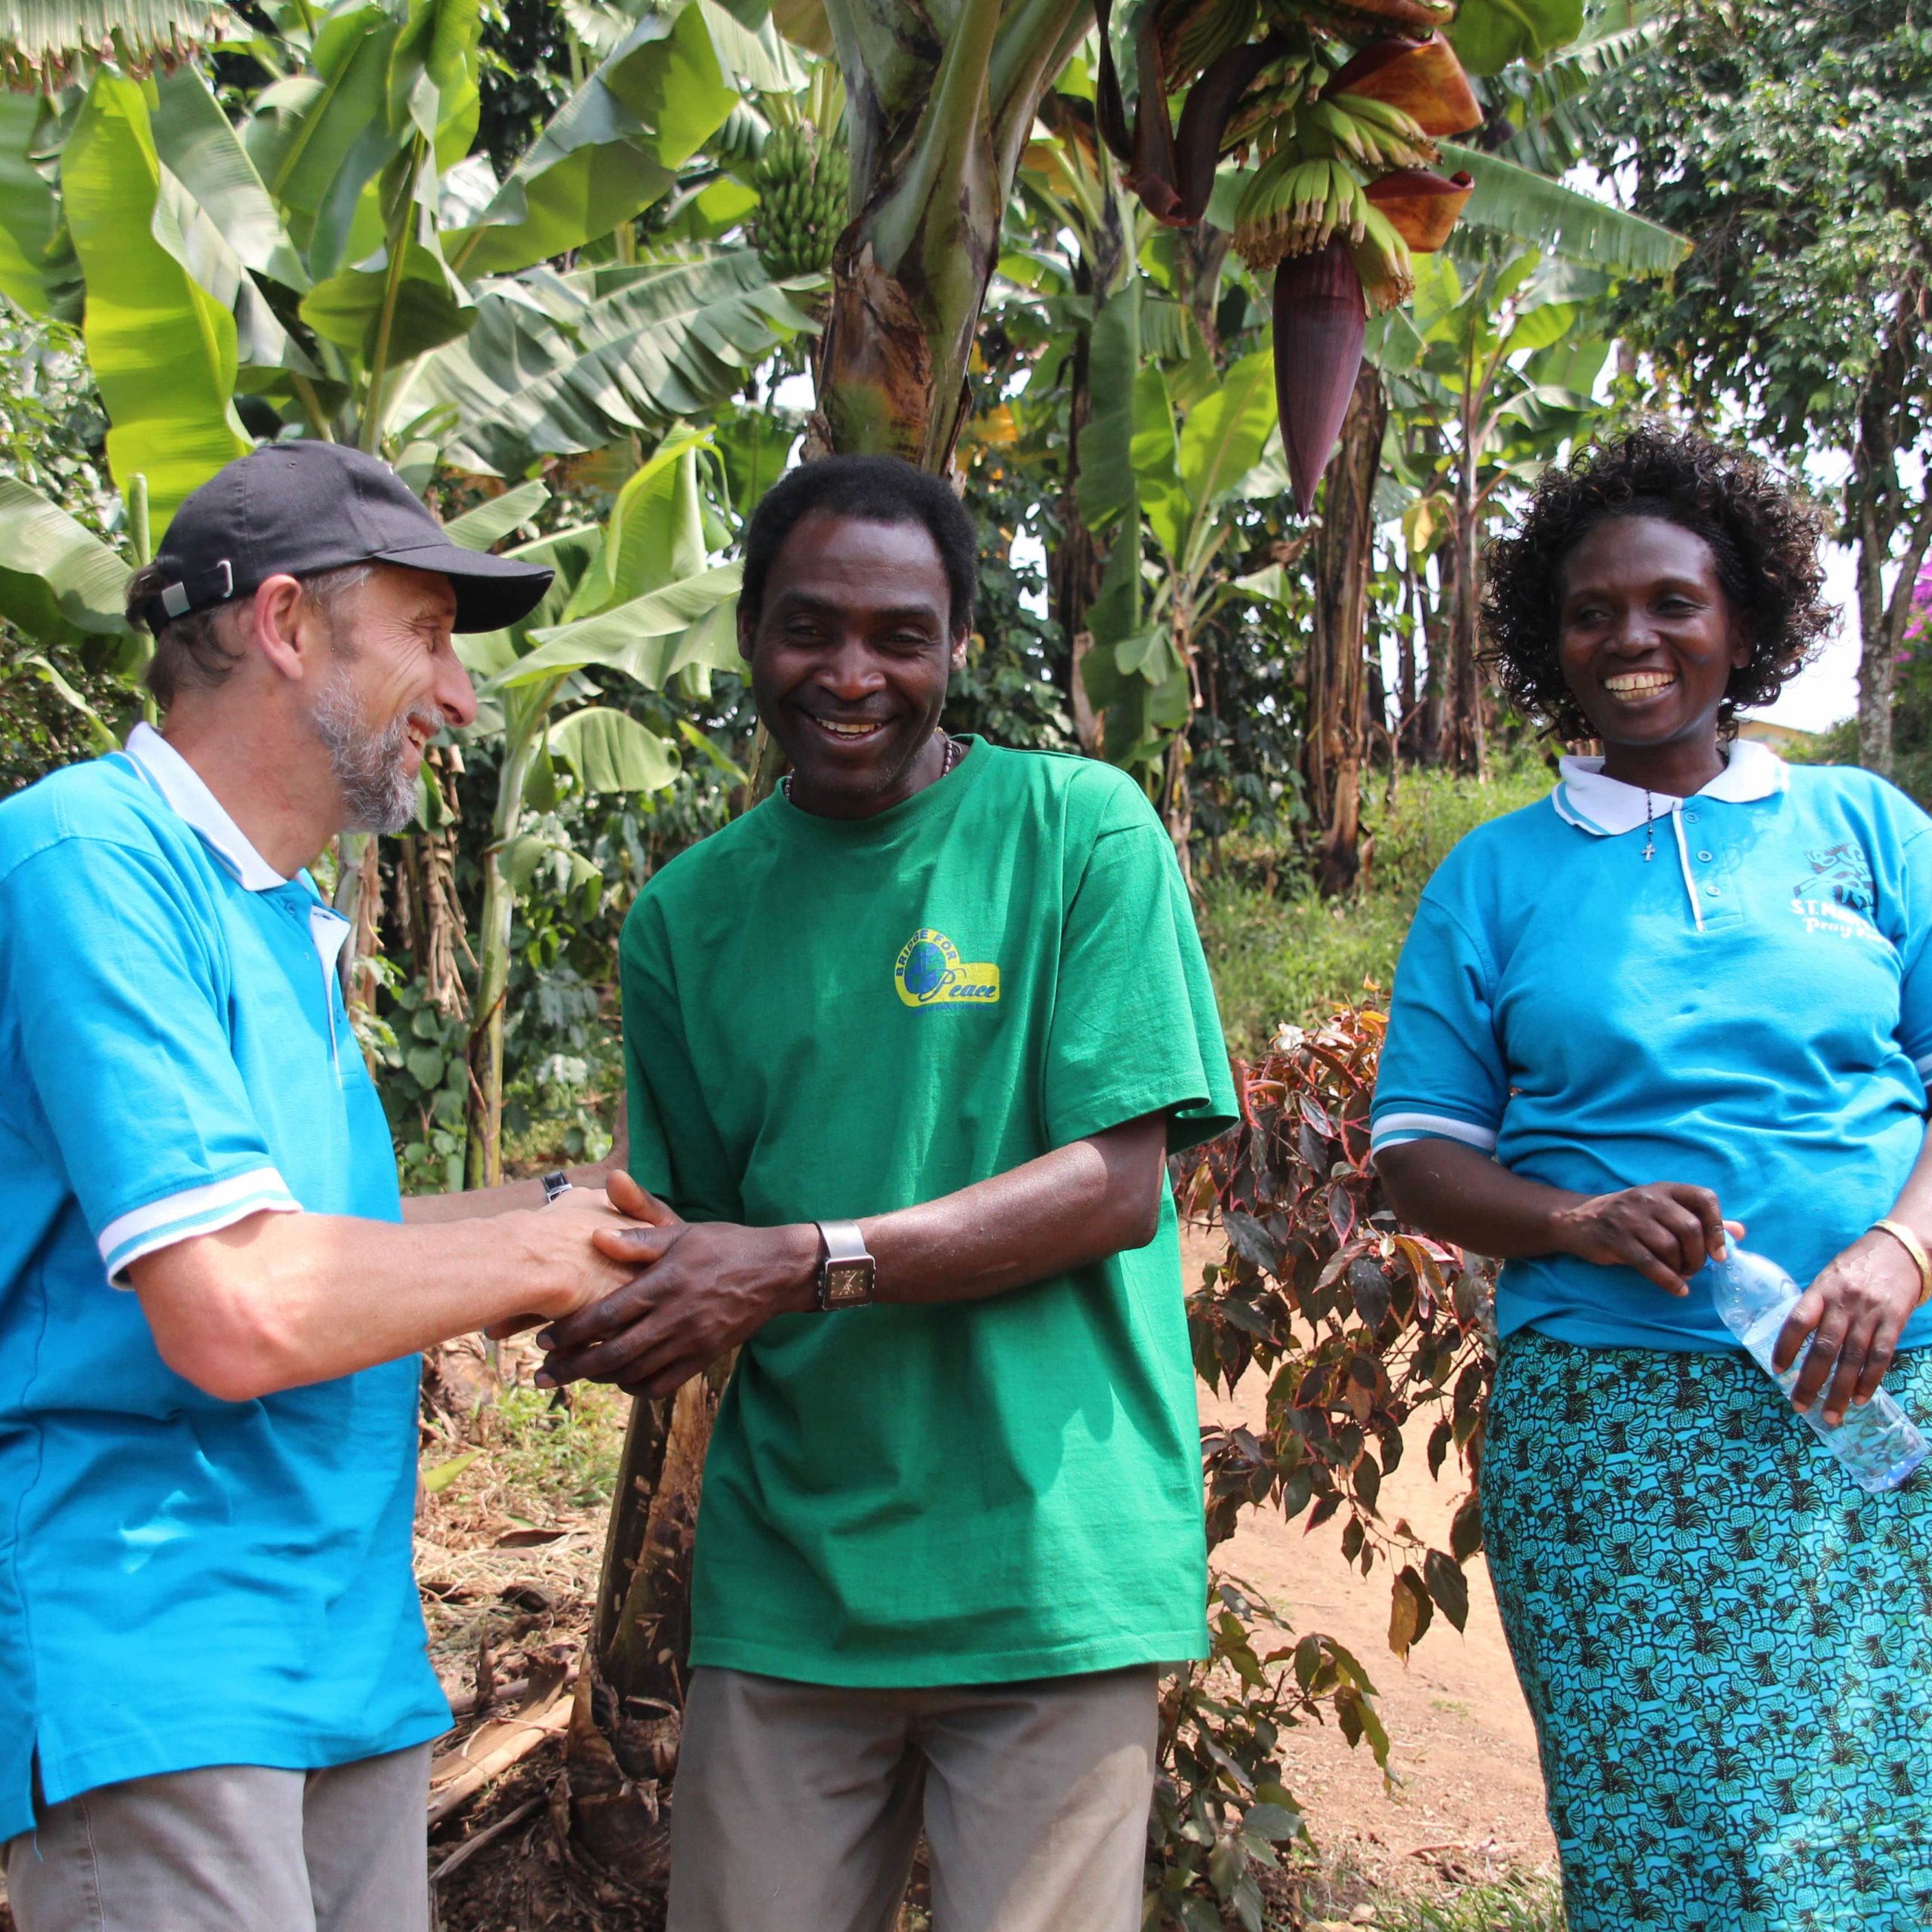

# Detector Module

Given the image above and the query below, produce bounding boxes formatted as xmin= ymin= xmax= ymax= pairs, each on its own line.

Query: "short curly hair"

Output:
xmin=1480 ymin=423 xmax=1835 ymax=742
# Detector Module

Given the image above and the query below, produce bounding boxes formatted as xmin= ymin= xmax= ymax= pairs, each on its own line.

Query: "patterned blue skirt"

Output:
xmin=1483 ymin=1331 xmax=1932 ymax=1930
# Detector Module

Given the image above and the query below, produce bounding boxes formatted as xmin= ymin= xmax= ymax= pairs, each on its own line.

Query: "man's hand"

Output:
xmin=484 ymin=1173 xmax=681 ymax=1341
xmin=1547 ymin=1184 xmax=1741 ymax=1299
xmin=536 ymin=1184 xmax=817 ymax=1399
xmin=1775 ymin=1229 xmax=1921 ymax=1427
xmin=533 ymin=1116 xmax=1172 ymax=1400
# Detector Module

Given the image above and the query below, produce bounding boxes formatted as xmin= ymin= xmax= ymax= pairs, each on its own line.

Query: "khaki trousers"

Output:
xmin=3 ymin=1744 xmax=432 ymax=1932
xmin=666 ymin=1665 xmax=1159 ymax=1932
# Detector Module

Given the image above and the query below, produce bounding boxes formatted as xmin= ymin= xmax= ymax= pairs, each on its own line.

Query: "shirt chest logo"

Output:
xmin=894 ymin=928 xmax=1001 ymax=1008
xmin=1789 ymin=843 xmax=1882 ymax=941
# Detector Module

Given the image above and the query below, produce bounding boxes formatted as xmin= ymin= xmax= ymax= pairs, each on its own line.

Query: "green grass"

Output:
xmin=484 ymin=1381 xmax=629 ymax=1514
xmin=1198 ymin=758 xmax=1551 ymax=1058
xmin=1370 ymin=1878 xmax=1565 ymax=1931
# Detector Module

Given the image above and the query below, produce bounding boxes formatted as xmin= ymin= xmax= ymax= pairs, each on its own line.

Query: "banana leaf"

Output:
xmin=1448 ymin=0 xmax=1584 ymax=76
xmin=60 ymin=71 xmax=251 ymax=530
xmin=549 ymin=704 xmax=681 ymax=793
xmin=301 ymin=226 xmax=476 ymax=367
xmin=441 ymin=479 xmax=551 ymax=551
xmin=445 ymin=2 xmax=757 ymax=280
xmin=257 ymin=7 xmax=406 ymax=278
xmin=150 ymin=66 xmax=308 ymax=292
xmin=1443 ymin=143 xmax=1687 ymax=275
xmin=1176 ymin=346 xmax=1277 ymax=562
xmin=499 ymin=563 xmax=743 ymax=688
xmin=0 ymin=0 xmax=228 ymax=72
xmin=1075 ymin=276 xmax=1140 ymax=531
xmin=406 ymin=250 xmax=820 ymax=475
xmin=0 ymin=475 xmax=130 ymax=645
xmin=0 ymin=91 xmax=57 ymax=316
xmin=562 ymin=430 xmax=710 ymax=622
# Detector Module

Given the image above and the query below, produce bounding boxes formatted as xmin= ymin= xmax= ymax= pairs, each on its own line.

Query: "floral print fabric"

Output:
xmin=1484 ymin=1333 xmax=1932 ymax=1930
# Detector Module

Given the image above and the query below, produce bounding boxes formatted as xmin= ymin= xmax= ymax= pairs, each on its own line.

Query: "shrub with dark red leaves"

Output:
xmin=1177 ymin=1003 xmax=1499 ymax=1659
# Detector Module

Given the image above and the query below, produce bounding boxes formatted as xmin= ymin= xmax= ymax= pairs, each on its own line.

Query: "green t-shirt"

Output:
xmin=620 ymin=739 xmax=1238 ymax=1686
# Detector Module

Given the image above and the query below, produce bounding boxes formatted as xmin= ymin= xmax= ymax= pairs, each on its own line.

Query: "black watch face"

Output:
xmin=823 ymin=1260 xmax=873 ymax=1309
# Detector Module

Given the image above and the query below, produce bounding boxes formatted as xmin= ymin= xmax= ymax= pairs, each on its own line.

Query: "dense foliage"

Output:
xmin=2 ymin=0 xmax=1928 ymax=1920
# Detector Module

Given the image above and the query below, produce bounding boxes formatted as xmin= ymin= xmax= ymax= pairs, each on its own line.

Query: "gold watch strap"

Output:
xmin=1872 ymin=1218 xmax=1932 ymax=1307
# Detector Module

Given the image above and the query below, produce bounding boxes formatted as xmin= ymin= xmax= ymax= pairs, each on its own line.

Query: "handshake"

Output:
xmin=502 ymin=1172 xmax=821 ymax=1401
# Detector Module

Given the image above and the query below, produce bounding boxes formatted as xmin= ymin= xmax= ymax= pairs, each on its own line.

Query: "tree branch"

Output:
xmin=1883 ymin=493 xmax=1932 ymax=651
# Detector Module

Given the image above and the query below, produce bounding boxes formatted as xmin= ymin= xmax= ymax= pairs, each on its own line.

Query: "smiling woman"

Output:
xmin=1369 ymin=426 xmax=1932 ymax=1932
xmin=1481 ymin=423 xmax=1835 ymax=761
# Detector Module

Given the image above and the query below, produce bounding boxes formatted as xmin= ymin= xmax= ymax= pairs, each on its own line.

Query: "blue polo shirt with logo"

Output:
xmin=0 ymin=725 xmax=446 ymax=1842
xmin=1373 ymin=744 xmax=1932 ymax=1352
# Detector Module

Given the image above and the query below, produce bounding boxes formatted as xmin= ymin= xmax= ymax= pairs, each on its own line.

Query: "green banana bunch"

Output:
xmin=1232 ymin=151 xmax=1368 ymax=272
xmin=752 ymin=124 xmax=850 ymax=279
xmin=1220 ymin=54 xmax=1312 ymax=156
xmin=1309 ymin=90 xmax=1438 ymax=170
xmin=1350 ymin=202 xmax=1416 ymax=311
xmin=1158 ymin=0 xmax=1258 ymax=86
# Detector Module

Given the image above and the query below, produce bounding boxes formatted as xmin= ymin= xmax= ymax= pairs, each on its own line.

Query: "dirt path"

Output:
xmin=1186 ymin=1233 xmax=1558 ymax=1900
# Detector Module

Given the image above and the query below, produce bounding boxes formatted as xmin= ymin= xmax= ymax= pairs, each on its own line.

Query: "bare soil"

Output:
xmin=1185 ymin=1225 xmax=1557 ymax=1908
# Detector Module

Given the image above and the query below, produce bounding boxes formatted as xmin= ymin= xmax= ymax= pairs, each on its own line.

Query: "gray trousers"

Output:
xmin=666 ymin=1666 xmax=1159 ymax=1932
xmin=3 ymin=1743 xmax=432 ymax=1932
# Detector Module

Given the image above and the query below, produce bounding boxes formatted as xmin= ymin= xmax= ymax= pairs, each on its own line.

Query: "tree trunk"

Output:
xmin=1443 ymin=466 xmax=1485 ymax=777
xmin=1857 ymin=490 xmax=1932 ymax=777
xmin=463 ymin=682 xmax=558 ymax=1190
xmin=1305 ymin=365 xmax=1387 ymax=897
xmin=555 ymin=1371 xmax=723 ymax=1890
xmin=1857 ymin=487 xmax=1898 ymax=777
xmin=1395 ymin=561 xmax=1420 ymax=764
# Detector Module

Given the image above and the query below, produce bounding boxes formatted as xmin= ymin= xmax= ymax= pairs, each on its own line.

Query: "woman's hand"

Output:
xmin=1775 ymin=1230 xmax=1921 ymax=1427
xmin=1547 ymin=1184 xmax=1740 ymax=1298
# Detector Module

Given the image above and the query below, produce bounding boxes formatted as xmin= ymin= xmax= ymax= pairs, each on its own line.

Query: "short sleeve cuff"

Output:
xmin=1370 ymin=1110 xmax=1500 ymax=1155
xmin=100 ymin=1168 xmax=301 ymax=1286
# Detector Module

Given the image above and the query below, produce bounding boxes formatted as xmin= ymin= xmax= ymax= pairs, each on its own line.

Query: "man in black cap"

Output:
xmin=0 ymin=443 xmax=647 ymax=1932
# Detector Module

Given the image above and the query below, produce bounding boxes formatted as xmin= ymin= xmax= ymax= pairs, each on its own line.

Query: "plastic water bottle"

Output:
xmin=1711 ymin=1245 xmax=1927 ymax=1493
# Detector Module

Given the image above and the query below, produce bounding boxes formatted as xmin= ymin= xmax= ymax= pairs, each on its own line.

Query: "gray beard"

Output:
xmin=310 ymin=675 xmax=429 ymax=835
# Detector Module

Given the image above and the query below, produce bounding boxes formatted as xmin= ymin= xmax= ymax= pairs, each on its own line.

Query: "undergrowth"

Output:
xmin=1198 ymin=758 xmax=1552 ymax=1057
xmin=1368 ymin=1878 xmax=1565 ymax=1931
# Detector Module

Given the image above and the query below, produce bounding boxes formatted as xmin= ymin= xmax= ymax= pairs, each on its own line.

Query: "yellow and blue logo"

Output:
xmin=894 ymin=928 xmax=1000 ymax=1008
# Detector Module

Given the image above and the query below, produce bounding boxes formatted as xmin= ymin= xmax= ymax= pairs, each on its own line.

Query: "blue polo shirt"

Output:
xmin=0 ymin=725 xmax=446 ymax=1843
xmin=1372 ymin=744 xmax=1932 ymax=1352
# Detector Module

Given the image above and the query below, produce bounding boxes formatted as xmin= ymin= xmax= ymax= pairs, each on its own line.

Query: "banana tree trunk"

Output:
xmin=572 ymin=4 xmax=1094 ymax=1889
xmin=463 ymin=681 xmax=559 ymax=1191
xmin=1306 ymin=365 xmax=1387 ymax=897
xmin=810 ymin=0 xmax=1093 ymax=468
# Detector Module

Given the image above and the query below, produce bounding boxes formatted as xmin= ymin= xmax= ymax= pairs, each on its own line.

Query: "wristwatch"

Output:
xmin=814 ymin=1220 xmax=876 ymax=1310
xmin=542 ymin=1171 xmax=573 ymax=1204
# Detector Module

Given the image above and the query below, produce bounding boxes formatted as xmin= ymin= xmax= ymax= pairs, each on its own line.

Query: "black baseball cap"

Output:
xmin=136 ymin=441 xmax=554 ymax=635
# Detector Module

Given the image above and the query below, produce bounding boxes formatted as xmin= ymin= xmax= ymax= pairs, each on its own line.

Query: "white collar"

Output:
xmin=1551 ymin=738 xmax=1788 ymax=838
xmin=121 ymin=721 xmax=289 ymax=891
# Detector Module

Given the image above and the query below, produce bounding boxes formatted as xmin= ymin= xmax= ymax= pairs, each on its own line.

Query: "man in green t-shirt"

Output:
xmin=540 ymin=456 xmax=1238 ymax=1932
